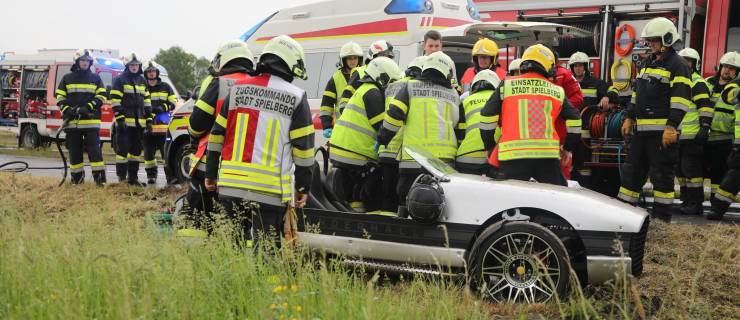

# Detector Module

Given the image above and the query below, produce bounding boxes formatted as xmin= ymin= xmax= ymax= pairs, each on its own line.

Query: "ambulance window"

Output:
xmin=293 ymin=53 xmax=325 ymax=99
xmin=317 ymin=52 xmax=340 ymax=99
xmin=55 ymin=65 xmax=72 ymax=89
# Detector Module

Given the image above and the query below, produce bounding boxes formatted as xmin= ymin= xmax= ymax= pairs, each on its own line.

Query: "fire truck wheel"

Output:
xmin=21 ymin=125 xmax=40 ymax=149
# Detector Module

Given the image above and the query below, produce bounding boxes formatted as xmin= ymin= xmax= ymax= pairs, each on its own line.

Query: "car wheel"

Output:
xmin=173 ymin=142 xmax=192 ymax=184
xmin=21 ymin=125 xmax=40 ymax=149
xmin=468 ymin=221 xmax=570 ymax=303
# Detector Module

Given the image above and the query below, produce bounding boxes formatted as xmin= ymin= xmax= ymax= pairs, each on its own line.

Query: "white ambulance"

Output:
xmin=165 ymin=0 xmax=589 ymax=182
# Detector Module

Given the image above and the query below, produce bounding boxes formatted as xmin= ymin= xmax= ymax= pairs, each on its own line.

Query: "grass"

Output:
xmin=0 ymin=173 xmax=738 ymax=319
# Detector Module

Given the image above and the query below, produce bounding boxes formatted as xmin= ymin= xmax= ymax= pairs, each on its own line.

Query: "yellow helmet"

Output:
xmin=472 ymin=38 xmax=499 ymax=57
xmin=520 ymin=44 xmax=556 ymax=74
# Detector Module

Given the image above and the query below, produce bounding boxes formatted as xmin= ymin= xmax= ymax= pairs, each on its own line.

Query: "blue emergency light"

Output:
xmin=96 ymin=57 xmax=124 ymax=70
xmin=241 ymin=12 xmax=278 ymax=41
xmin=385 ymin=0 xmax=434 ymax=15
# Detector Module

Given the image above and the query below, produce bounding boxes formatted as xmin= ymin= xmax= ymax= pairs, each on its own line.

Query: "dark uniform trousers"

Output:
xmin=185 ymin=169 xmax=218 ymax=230
xmin=620 ymin=134 xmax=678 ymax=215
xmin=143 ymin=132 xmax=166 ymax=180
xmin=677 ymin=142 xmax=704 ymax=204
xmin=115 ymin=126 xmax=144 ymax=181
xmin=498 ymin=159 xmax=567 ymax=186
xmin=220 ymin=195 xmax=284 ymax=248
xmin=66 ymin=128 xmax=105 ymax=184
xmin=710 ymin=149 xmax=740 ymax=215
xmin=703 ymin=140 xmax=732 ymax=194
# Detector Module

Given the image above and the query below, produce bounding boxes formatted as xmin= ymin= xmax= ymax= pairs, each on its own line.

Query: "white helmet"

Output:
xmin=640 ymin=17 xmax=679 ymax=47
xmin=122 ymin=52 xmax=142 ymax=66
xmin=471 ymin=69 xmax=501 ymax=90
xmin=339 ymin=42 xmax=363 ymax=68
xmin=719 ymin=51 xmax=740 ymax=69
xmin=261 ymin=35 xmax=307 ymax=80
xmin=568 ymin=52 xmax=589 ymax=68
xmin=508 ymin=58 xmax=522 ymax=73
xmin=365 ymin=57 xmax=403 ymax=88
xmin=367 ymin=40 xmax=394 ymax=61
xmin=73 ymin=49 xmax=94 ymax=62
xmin=678 ymin=48 xmax=701 ymax=70
xmin=213 ymin=40 xmax=255 ymax=72
xmin=407 ymin=56 xmax=427 ymax=71
xmin=423 ymin=51 xmax=454 ymax=80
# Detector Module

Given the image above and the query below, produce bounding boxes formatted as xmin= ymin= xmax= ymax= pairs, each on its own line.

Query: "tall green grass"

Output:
xmin=0 ymin=174 xmax=738 ymax=319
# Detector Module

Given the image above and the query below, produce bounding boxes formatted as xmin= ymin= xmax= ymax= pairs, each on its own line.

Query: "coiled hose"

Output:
xmin=0 ymin=121 xmax=69 ymax=187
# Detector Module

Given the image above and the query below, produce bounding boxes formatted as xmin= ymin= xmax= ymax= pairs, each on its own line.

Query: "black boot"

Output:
xmin=92 ymin=171 xmax=107 ymax=187
xmin=116 ymin=162 xmax=127 ymax=183
xmin=706 ymin=209 xmax=725 ymax=220
xmin=70 ymin=172 xmax=85 ymax=184
xmin=127 ymin=161 xmax=143 ymax=186
xmin=650 ymin=204 xmax=672 ymax=223
xmin=397 ymin=205 xmax=409 ymax=218
xmin=679 ymin=201 xmax=703 ymax=215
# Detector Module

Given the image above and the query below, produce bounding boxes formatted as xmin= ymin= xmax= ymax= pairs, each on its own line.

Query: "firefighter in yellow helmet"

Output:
xmin=460 ymin=38 xmax=505 ymax=93
xmin=56 ymin=49 xmax=107 ymax=185
xmin=675 ymin=48 xmax=713 ymax=215
xmin=617 ymin=17 xmax=692 ymax=222
xmin=479 ymin=44 xmax=581 ymax=186
xmin=319 ymin=42 xmax=364 ymax=138
xmin=111 ymin=52 xmax=151 ymax=186
xmin=205 ymin=35 xmax=315 ymax=244
xmin=704 ymin=51 xmax=740 ymax=202
xmin=456 ymin=69 xmax=500 ymax=175
xmin=141 ymin=60 xmax=177 ymax=185
xmin=329 ymin=57 xmax=403 ymax=212
xmin=185 ymin=40 xmax=255 ymax=232
xmin=378 ymin=51 xmax=462 ymax=217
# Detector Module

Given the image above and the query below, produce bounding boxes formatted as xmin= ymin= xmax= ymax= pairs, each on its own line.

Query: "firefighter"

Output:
xmin=617 ymin=17 xmax=692 ymax=222
xmin=460 ymin=38 xmax=506 ymax=93
xmin=707 ymin=77 xmax=740 ymax=220
xmin=319 ymin=42 xmax=363 ymax=138
xmin=377 ymin=56 xmax=427 ymax=215
xmin=378 ymin=51 xmax=461 ymax=216
xmin=456 ymin=69 xmax=500 ymax=175
xmin=328 ymin=57 xmax=403 ymax=212
xmin=186 ymin=40 xmax=255 ymax=230
xmin=508 ymin=58 xmax=522 ymax=76
xmin=704 ymin=51 xmax=740 ymax=198
xmin=56 ymin=49 xmax=107 ymax=186
xmin=111 ymin=53 xmax=151 ymax=186
xmin=141 ymin=60 xmax=177 ymax=185
xmin=676 ymin=48 xmax=713 ymax=215
xmin=204 ymin=35 xmax=314 ymax=244
xmin=568 ymin=51 xmax=609 ymax=187
xmin=479 ymin=44 xmax=581 ymax=186
xmin=337 ymin=40 xmax=395 ymax=112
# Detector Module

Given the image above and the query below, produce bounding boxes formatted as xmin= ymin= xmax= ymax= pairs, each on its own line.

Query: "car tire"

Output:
xmin=21 ymin=125 xmax=40 ymax=149
xmin=468 ymin=221 xmax=570 ymax=303
xmin=172 ymin=142 xmax=191 ymax=184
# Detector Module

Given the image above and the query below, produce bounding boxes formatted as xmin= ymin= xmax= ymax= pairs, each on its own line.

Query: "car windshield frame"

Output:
xmin=403 ymin=146 xmax=457 ymax=182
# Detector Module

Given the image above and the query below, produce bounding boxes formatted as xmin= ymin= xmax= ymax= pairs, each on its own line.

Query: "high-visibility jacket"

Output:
xmin=188 ymin=65 xmax=252 ymax=174
xmin=707 ymin=75 xmax=735 ymax=141
xmin=379 ymin=79 xmax=461 ymax=169
xmin=679 ymin=72 xmax=713 ymax=141
xmin=460 ymin=66 xmax=506 ymax=93
xmin=378 ymin=77 xmax=411 ymax=162
xmin=55 ymin=68 xmax=107 ymax=129
xmin=205 ymin=73 xmax=315 ymax=206
xmin=456 ymin=89 xmax=494 ymax=165
xmin=626 ymin=49 xmax=692 ymax=135
xmin=146 ymin=79 xmax=177 ymax=135
xmin=337 ymin=66 xmax=367 ymax=112
xmin=111 ymin=70 xmax=152 ymax=127
xmin=479 ymin=73 xmax=582 ymax=162
xmin=724 ymin=79 xmax=740 ymax=146
xmin=319 ymin=69 xmax=350 ymax=129
xmin=329 ymin=82 xmax=386 ymax=166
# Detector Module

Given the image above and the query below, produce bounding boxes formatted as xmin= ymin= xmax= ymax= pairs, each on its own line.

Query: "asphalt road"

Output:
xmin=0 ymin=153 xmax=738 ymax=225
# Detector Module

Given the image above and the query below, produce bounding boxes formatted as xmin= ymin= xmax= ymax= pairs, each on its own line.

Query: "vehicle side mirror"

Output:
xmin=183 ymin=90 xmax=193 ymax=101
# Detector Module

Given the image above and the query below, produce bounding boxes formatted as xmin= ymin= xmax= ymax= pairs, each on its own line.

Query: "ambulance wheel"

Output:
xmin=468 ymin=221 xmax=570 ymax=303
xmin=173 ymin=142 xmax=191 ymax=183
xmin=21 ymin=125 xmax=40 ymax=149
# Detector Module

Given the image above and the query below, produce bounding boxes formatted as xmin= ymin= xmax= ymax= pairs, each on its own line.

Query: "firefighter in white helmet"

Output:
xmin=183 ymin=40 xmax=255 ymax=233
xmin=675 ymin=48 xmax=713 ymax=215
xmin=508 ymin=58 xmax=522 ymax=76
xmin=56 ymin=49 xmax=107 ymax=186
xmin=329 ymin=57 xmax=403 ymax=212
xmin=617 ymin=17 xmax=692 ymax=222
xmin=456 ymin=69 xmax=500 ymax=175
xmin=205 ymin=35 xmax=315 ymax=245
xmin=337 ymin=40 xmax=395 ymax=113
xmin=378 ymin=51 xmax=461 ymax=217
xmin=111 ymin=52 xmax=151 ymax=186
xmin=704 ymin=51 xmax=740 ymax=204
xmin=319 ymin=42 xmax=363 ymax=138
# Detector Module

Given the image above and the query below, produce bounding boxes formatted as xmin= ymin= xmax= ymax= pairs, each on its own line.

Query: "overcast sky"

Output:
xmin=0 ymin=0 xmax=316 ymax=59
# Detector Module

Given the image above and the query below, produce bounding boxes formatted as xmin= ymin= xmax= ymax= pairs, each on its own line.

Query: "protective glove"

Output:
xmin=61 ymin=105 xmax=75 ymax=120
xmin=662 ymin=126 xmax=678 ymax=148
xmin=323 ymin=128 xmax=333 ymax=139
xmin=695 ymin=126 xmax=710 ymax=143
xmin=598 ymin=97 xmax=610 ymax=110
xmin=77 ymin=104 xmax=92 ymax=119
xmin=621 ymin=118 xmax=635 ymax=138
